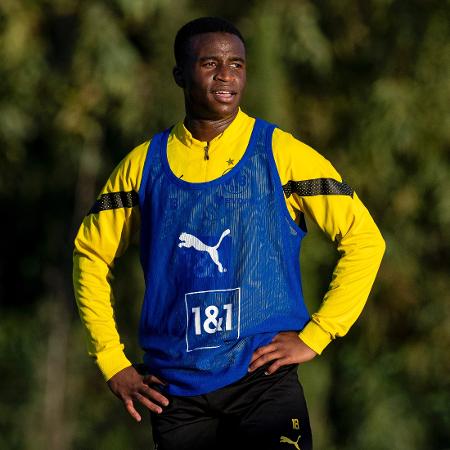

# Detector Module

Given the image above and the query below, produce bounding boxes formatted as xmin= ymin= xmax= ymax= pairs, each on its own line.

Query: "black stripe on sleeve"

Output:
xmin=283 ymin=178 xmax=354 ymax=198
xmin=88 ymin=190 xmax=139 ymax=215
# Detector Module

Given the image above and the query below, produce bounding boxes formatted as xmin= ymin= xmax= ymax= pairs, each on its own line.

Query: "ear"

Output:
xmin=173 ymin=66 xmax=185 ymax=88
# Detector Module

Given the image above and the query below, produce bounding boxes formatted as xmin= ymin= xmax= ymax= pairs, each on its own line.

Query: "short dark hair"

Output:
xmin=174 ymin=17 xmax=245 ymax=66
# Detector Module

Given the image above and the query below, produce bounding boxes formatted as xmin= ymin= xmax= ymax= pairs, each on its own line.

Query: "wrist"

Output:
xmin=298 ymin=320 xmax=332 ymax=355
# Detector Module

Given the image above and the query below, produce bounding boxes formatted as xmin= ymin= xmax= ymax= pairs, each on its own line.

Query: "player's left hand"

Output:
xmin=248 ymin=331 xmax=317 ymax=375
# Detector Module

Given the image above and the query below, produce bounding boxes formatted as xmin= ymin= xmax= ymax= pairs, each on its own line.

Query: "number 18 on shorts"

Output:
xmin=184 ymin=288 xmax=241 ymax=352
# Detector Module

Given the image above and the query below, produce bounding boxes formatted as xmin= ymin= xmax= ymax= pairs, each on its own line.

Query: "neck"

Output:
xmin=184 ymin=109 xmax=238 ymax=142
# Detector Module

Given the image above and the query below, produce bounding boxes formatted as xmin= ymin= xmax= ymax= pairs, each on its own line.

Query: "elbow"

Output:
xmin=374 ymin=229 xmax=386 ymax=263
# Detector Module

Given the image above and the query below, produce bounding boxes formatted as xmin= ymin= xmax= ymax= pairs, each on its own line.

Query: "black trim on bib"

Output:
xmin=283 ymin=178 xmax=354 ymax=198
xmin=88 ymin=190 xmax=139 ymax=215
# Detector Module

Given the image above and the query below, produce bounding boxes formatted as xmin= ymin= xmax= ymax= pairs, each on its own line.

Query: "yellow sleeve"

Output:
xmin=272 ymin=129 xmax=386 ymax=354
xmin=73 ymin=141 xmax=148 ymax=380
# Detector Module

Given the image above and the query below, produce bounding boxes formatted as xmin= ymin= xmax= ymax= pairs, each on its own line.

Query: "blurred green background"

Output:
xmin=1 ymin=0 xmax=449 ymax=449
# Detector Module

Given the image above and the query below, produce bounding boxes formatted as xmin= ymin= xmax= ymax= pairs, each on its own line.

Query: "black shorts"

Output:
xmin=150 ymin=364 xmax=312 ymax=450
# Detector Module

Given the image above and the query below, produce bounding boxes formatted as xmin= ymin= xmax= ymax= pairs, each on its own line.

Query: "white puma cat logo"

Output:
xmin=178 ymin=229 xmax=231 ymax=273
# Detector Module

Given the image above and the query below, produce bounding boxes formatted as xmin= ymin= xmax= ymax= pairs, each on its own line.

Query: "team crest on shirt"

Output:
xmin=178 ymin=229 xmax=231 ymax=275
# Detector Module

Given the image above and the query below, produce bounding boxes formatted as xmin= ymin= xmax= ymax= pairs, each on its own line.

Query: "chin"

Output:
xmin=187 ymin=97 xmax=240 ymax=121
xmin=210 ymin=103 xmax=239 ymax=119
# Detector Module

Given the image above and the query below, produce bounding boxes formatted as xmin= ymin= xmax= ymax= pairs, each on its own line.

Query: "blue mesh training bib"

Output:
xmin=138 ymin=119 xmax=310 ymax=396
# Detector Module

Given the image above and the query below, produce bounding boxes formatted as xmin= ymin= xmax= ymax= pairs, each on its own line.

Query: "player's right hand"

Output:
xmin=107 ymin=366 xmax=169 ymax=422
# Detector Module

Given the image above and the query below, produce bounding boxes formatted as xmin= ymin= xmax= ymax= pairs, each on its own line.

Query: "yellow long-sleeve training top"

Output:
xmin=73 ymin=109 xmax=385 ymax=381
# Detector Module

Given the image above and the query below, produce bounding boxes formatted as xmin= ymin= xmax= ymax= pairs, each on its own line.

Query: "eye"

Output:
xmin=230 ymin=62 xmax=243 ymax=69
xmin=202 ymin=61 xmax=216 ymax=68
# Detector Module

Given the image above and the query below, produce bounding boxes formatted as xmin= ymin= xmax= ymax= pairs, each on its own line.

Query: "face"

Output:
xmin=174 ymin=32 xmax=246 ymax=121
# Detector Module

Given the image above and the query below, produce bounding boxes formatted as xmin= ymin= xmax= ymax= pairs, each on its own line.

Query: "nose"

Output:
xmin=214 ymin=63 xmax=233 ymax=82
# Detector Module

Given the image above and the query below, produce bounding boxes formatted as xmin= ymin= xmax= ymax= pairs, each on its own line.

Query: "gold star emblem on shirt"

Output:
xmin=226 ymin=158 xmax=234 ymax=166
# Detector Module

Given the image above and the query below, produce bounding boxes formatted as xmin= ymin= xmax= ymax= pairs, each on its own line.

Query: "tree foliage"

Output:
xmin=1 ymin=1 xmax=448 ymax=449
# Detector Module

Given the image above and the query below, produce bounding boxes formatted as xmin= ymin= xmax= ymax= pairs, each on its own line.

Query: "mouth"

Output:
xmin=211 ymin=90 xmax=237 ymax=102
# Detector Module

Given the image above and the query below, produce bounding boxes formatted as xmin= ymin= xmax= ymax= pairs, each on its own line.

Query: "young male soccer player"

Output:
xmin=73 ymin=17 xmax=385 ymax=450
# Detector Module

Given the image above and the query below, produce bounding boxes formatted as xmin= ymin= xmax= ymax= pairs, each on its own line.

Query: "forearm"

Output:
xmin=299 ymin=200 xmax=385 ymax=354
xmin=73 ymin=239 xmax=132 ymax=380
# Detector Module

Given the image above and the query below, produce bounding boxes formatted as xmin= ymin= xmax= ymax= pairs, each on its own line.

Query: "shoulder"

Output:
xmin=117 ymin=140 xmax=150 ymax=175
xmin=271 ymin=127 xmax=342 ymax=183
xmin=101 ymin=140 xmax=150 ymax=194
